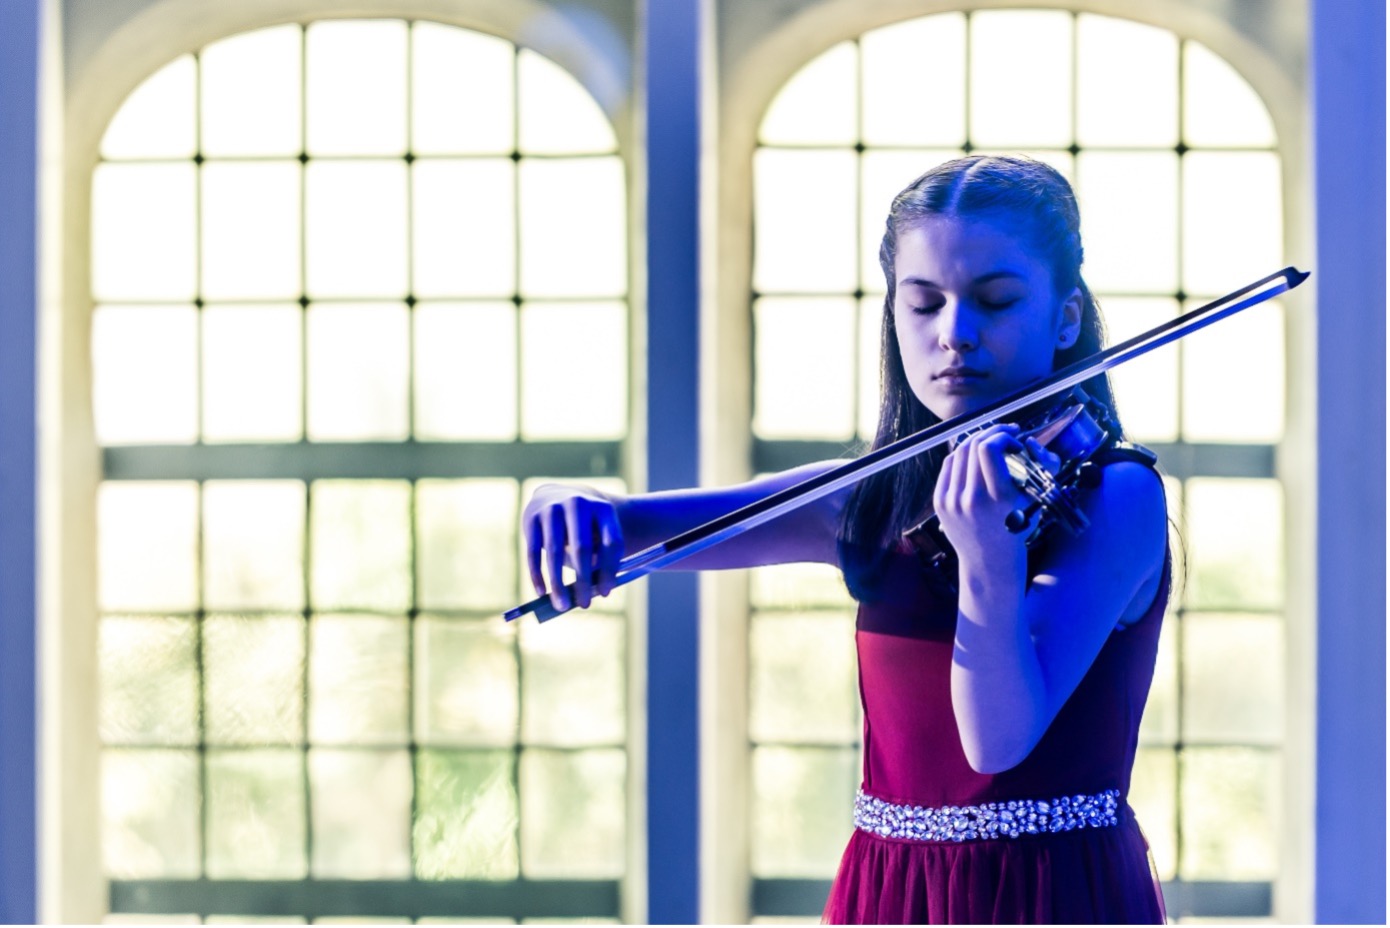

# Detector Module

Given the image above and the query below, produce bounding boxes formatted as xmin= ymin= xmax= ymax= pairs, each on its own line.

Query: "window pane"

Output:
xmin=1184 ymin=478 xmax=1282 ymax=611
xmin=203 ymin=480 xmax=305 ymax=611
xmin=750 ymin=562 xmax=854 ymax=611
xmin=1103 ymin=297 xmax=1180 ymax=443
xmin=415 ymin=750 xmax=519 ymax=878
xmin=412 ymin=23 xmax=514 ymax=155
xmin=202 ymin=304 xmax=303 ymax=443
xmin=1128 ymin=747 xmax=1177 ymax=881
xmin=1182 ymin=299 xmax=1284 ymax=443
xmin=92 ymin=305 xmax=198 ymax=445
xmin=1183 ymin=613 xmax=1283 ymax=744
xmin=204 ymin=615 xmax=305 ymax=745
xmin=860 ymin=150 xmax=964 ymax=291
xmin=101 ymin=55 xmax=195 ymax=160
xmin=519 ymin=302 xmax=627 ymax=439
xmin=98 ymin=481 xmax=199 ymax=613
xmin=750 ymin=611 xmax=857 ymax=744
xmin=520 ymin=615 xmax=625 ymax=746
xmin=751 ymin=746 xmax=856 ymax=877
xmin=1183 ymin=42 xmax=1276 ymax=148
xmin=1076 ymin=152 xmax=1179 ymax=294
xmin=759 ymin=42 xmax=857 ymax=146
xmin=309 ymin=749 xmax=413 ymax=878
xmin=416 ymin=479 xmax=519 ymax=611
xmin=1180 ymin=747 xmax=1280 ymax=879
xmin=753 ymin=149 xmax=857 ymax=294
xmin=99 ymin=617 xmax=199 ymax=746
xmin=92 ymin=162 xmax=197 ymax=302
xmin=305 ymin=161 xmax=409 ymax=299
xmin=103 ymin=749 xmax=201 ymax=878
xmin=517 ymin=49 xmax=617 ymax=155
xmin=309 ymin=480 xmax=412 ymax=612
xmin=1182 ymin=152 xmax=1282 ymax=297
xmin=969 ymin=11 xmax=1073 ymax=147
xmin=1138 ymin=611 xmax=1179 ymax=745
xmin=518 ymin=158 xmax=626 ymax=298
xmin=305 ymin=20 xmax=407 ymax=156
xmin=206 ymin=749 xmax=308 ymax=878
xmin=415 ymin=618 xmax=518 ymax=747
xmin=1076 ymin=15 xmax=1178 ymax=147
xmin=306 ymin=302 xmax=410 ymax=441
xmin=861 ymin=15 xmax=966 ymax=147
xmin=413 ymin=159 xmax=516 ymax=298
xmin=202 ymin=161 xmax=302 ymax=301
xmin=858 ymin=296 xmax=884 ymax=440
xmin=309 ymin=615 xmax=409 ymax=745
xmin=520 ymin=749 xmax=626 ymax=877
xmin=201 ymin=25 xmax=303 ymax=157
xmin=753 ymin=297 xmax=856 ymax=439
xmin=414 ymin=302 xmax=518 ymax=441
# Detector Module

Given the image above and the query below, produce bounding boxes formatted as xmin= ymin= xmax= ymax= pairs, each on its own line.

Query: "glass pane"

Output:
xmin=206 ymin=749 xmax=307 ymax=878
xmin=751 ymin=746 xmax=856 ymax=877
xmin=309 ymin=480 xmax=412 ymax=612
xmin=750 ymin=611 xmax=857 ymax=744
xmin=1182 ymin=299 xmax=1284 ymax=443
xmin=1103 ymin=297 xmax=1180 ymax=443
xmin=201 ymin=161 xmax=301 ymax=301
xmin=202 ymin=304 xmax=303 ymax=443
xmin=753 ymin=297 xmax=856 ymax=439
xmin=98 ymin=481 xmax=199 ymax=613
xmin=91 ymin=305 xmax=198 ymax=445
xmin=753 ymin=149 xmax=857 ymax=294
xmin=414 ymin=302 xmax=518 ymax=441
xmin=1180 ymin=747 xmax=1280 ymax=879
xmin=306 ymin=303 xmax=410 ymax=441
xmin=1183 ymin=42 xmax=1276 ymax=148
xmin=414 ymin=750 xmax=519 ymax=878
xmin=99 ymin=617 xmax=198 ymax=745
xmin=858 ymin=296 xmax=883 ymax=440
xmin=100 ymin=55 xmax=195 ymax=159
xmin=1138 ymin=611 xmax=1178 ymax=745
xmin=309 ymin=749 xmax=413 ymax=878
xmin=305 ymin=20 xmax=407 ymax=156
xmin=309 ymin=615 xmax=409 ymax=745
xmin=519 ymin=749 xmax=625 ymax=878
xmin=520 ymin=615 xmax=625 ymax=747
xmin=1184 ymin=478 xmax=1282 ymax=610
xmin=102 ymin=749 xmax=200 ymax=878
xmin=1128 ymin=746 xmax=1177 ymax=881
xmin=415 ymin=618 xmax=518 ymax=746
xmin=1182 ymin=153 xmax=1282 ymax=297
xmin=1076 ymin=152 xmax=1178 ymax=294
xmin=860 ymin=149 xmax=964 ymax=291
xmin=200 ymin=24 xmax=303 ymax=157
xmin=861 ymin=15 xmax=966 ymax=147
xmin=758 ymin=42 xmax=857 ymax=146
xmin=518 ymin=158 xmax=626 ymax=298
xmin=750 ymin=561 xmax=854 ymax=610
xmin=413 ymin=159 xmax=516 ymax=298
xmin=204 ymin=615 xmax=305 ymax=746
xmin=412 ymin=23 xmax=514 ymax=155
xmin=305 ymin=161 xmax=409 ymax=299
xmin=1183 ymin=613 xmax=1283 ymax=744
xmin=92 ymin=163 xmax=197 ymax=302
xmin=203 ymin=480 xmax=305 ymax=610
xmin=519 ymin=302 xmax=627 ymax=440
xmin=517 ymin=49 xmax=617 ymax=155
xmin=1076 ymin=15 xmax=1178 ymax=147
xmin=969 ymin=11 xmax=1073 ymax=147
xmin=416 ymin=479 xmax=518 ymax=611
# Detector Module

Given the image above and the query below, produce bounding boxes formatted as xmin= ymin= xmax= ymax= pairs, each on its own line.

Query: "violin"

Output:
xmin=504 ymin=266 xmax=1307 ymax=624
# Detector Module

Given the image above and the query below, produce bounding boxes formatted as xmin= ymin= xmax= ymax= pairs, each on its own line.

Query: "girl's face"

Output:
xmin=892 ymin=215 xmax=1082 ymax=421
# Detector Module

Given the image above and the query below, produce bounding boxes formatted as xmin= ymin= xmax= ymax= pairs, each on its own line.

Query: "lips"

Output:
xmin=933 ymin=367 xmax=986 ymax=380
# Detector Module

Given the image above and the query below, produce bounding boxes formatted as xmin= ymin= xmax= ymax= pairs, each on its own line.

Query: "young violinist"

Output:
xmin=521 ymin=155 xmax=1170 ymax=924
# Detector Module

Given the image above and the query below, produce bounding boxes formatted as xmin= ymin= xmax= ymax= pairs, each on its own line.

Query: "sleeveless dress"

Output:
xmin=822 ymin=532 xmax=1170 ymax=924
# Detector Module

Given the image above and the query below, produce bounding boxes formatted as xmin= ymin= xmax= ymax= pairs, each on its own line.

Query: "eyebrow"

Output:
xmin=898 ymin=270 xmax=1027 ymax=287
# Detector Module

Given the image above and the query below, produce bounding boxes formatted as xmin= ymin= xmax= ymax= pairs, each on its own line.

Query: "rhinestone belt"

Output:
xmin=854 ymin=788 xmax=1121 ymax=842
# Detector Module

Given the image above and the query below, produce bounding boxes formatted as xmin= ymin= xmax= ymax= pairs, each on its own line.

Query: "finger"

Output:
xmin=935 ymin=444 xmax=960 ymax=515
xmin=567 ymin=499 xmax=594 ymax=610
xmin=977 ymin=432 xmax=1021 ymax=499
xmin=525 ymin=513 xmax=547 ymax=598
xmin=597 ymin=510 xmax=623 ymax=597
xmin=543 ymin=504 xmax=570 ymax=611
xmin=1026 ymin=436 xmax=1062 ymax=476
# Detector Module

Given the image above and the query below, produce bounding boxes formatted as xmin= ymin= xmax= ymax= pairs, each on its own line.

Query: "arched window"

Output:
xmin=746 ymin=10 xmax=1286 ymax=920
xmin=91 ymin=19 xmax=630 ymax=921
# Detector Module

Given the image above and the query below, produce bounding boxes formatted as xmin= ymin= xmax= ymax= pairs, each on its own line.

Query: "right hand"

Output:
xmin=522 ymin=484 xmax=626 ymax=613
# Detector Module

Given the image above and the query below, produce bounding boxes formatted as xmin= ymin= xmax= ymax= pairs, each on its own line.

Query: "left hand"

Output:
xmin=933 ymin=423 xmax=1031 ymax=567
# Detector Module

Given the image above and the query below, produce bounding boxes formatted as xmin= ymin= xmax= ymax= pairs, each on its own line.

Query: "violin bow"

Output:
xmin=504 ymin=266 xmax=1308 ymax=623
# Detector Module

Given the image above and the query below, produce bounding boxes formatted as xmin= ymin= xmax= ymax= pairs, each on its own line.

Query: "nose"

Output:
xmin=937 ymin=302 xmax=979 ymax=353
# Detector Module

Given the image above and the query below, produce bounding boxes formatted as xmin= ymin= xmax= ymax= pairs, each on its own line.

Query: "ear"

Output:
xmin=1055 ymin=287 xmax=1084 ymax=349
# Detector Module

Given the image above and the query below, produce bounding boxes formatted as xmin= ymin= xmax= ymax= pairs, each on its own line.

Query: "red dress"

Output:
xmin=823 ymin=540 xmax=1169 ymax=924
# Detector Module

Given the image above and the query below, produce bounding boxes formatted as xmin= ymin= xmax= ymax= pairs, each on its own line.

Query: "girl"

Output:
xmin=522 ymin=155 xmax=1170 ymax=924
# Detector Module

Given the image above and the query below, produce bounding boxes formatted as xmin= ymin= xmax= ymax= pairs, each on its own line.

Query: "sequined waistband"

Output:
xmin=854 ymin=788 xmax=1121 ymax=843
